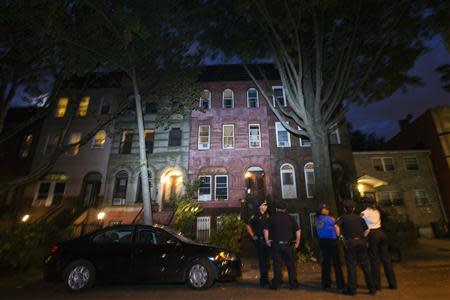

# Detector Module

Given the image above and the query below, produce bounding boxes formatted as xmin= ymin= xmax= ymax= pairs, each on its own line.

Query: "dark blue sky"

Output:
xmin=347 ymin=36 xmax=450 ymax=139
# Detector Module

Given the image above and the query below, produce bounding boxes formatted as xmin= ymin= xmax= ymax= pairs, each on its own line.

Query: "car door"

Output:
xmin=89 ymin=226 xmax=135 ymax=281
xmin=133 ymin=227 xmax=184 ymax=282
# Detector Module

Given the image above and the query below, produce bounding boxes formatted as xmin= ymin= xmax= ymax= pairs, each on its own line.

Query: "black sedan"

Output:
xmin=44 ymin=224 xmax=241 ymax=291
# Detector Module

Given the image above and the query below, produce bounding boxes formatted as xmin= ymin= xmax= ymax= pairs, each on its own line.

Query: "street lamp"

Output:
xmin=21 ymin=214 xmax=30 ymax=223
xmin=97 ymin=211 xmax=106 ymax=221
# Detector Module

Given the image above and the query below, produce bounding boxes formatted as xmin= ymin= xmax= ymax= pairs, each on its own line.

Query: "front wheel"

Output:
xmin=63 ymin=259 xmax=95 ymax=291
xmin=186 ymin=259 xmax=215 ymax=290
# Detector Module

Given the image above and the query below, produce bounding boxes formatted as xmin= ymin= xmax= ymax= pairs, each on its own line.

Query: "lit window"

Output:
xmin=196 ymin=216 xmax=210 ymax=242
xmin=247 ymin=88 xmax=259 ymax=108
xmin=275 ymin=122 xmax=291 ymax=147
xmin=199 ymin=90 xmax=211 ymax=109
xmin=304 ymin=162 xmax=315 ymax=198
xmin=405 ymin=157 xmax=419 ymax=171
xmin=222 ymin=89 xmax=234 ymax=108
xmin=92 ymin=130 xmax=106 ymax=148
xmin=198 ymin=125 xmax=210 ymax=150
xmin=223 ymin=124 xmax=235 ymax=149
xmin=55 ymin=97 xmax=68 ymax=118
xmin=198 ymin=176 xmax=211 ymax=201
xmin=215 ymin=175 xmax=228 ymax=200
xmin=19 ymin=133 xmax=33 ymax=158
xmin=78 ymin=96 xmax=90 ymax=117
xmin=272 ymin=86 xmax=286 ymax=106
xmin=413 ymin=190 xmax=431 ymax=206
xmin=249 ymin=124 xmax=261 ymax=148
xmin=281 ymin=163 xmax=297 ymax=199
xmin=119 ymin=130 xmax=133 ymax=154
xmin=66 ymin=132 xmax=81 ymax=156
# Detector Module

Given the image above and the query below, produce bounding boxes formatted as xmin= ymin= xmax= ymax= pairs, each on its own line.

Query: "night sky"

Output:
xmin=347 ymin=36 xmax=450 ymax=139
xmin=12 ymin=37 xmax=449 ymax=140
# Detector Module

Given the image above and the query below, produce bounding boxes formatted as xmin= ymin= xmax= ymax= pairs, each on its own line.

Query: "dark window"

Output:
xmin=100 ymin=99 xmax=110 ymax=114
xmin=37 ymin=182 xmax=51 ymax=200
xmin=52 ymin=182 xmax=66 ymax=206
xmin=136 ymin=171 xmax=152 ymax=203
xmin=145 ymin=130 xmax=155 ymax=153
xmin=119 ymin=130 xmax=133 ymax=154
xmin=405 ymin=157 xmax=419 ymax=171
xmin=168 ymin=128 xmax=182 ymax=147
xmin=113 ymin=171 xmax=128 ymax=205
xmin=145 ymin=102 xmax=158 ymax=114
xmin=92 ymin=228 xmax=134 ymax=244
xmin=215 ymin=175 xmax=228 ymax=200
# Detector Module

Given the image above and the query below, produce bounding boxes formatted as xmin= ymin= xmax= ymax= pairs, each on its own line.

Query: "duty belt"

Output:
xmin=278 ymin=241 xmax=291 ymax=245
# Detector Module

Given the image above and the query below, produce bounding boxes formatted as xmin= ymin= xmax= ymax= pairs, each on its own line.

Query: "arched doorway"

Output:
xmin=81 ymin=172 xmax=102 ymax=207
xmin=245 ymin=166 xmax=265 ymax=202
xmin=160 ymin=168 xmax=184 ymax=209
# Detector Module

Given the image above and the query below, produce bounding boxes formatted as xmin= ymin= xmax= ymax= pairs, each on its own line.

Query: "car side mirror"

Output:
xmin=167 ymin=239 xmax=181 ymax=247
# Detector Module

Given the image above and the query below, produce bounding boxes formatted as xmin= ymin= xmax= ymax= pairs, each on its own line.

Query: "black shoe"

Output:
xmin=259 ymin=280 xmax=270 ymax=287
xmin=289 ymin=284 xmax=299 ymax=290
xmin=389 ymin=284 xmax=397 ymax=290
xmin=343 ymin=289 xmax=356 ymax=296
xmin=322 ymin=285 xmax=331 ymax=290
xmin=369 ymin=290 xmax=377 ymax=295
xmin=269 ymin=285 xmax=279 ymax=290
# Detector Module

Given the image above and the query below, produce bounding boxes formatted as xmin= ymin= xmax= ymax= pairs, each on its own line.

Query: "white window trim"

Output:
xmin=196 ymin=216 xmax=211 ymax=241
xmin=280 ymin=163 xmax=297 ymax=199
xmin=222 ymin=89 xmax=234 ymax=108
xmin=198 ymin=175 xmax=212 ymax=201
xmin=248 ymin=123 xmax=261 ymax=148
xmin=272 ymin=86 xmax=286 ymax=107
xmin=247 ymin=88 xmax=259 ymax=108
xmin=199 ymin=89 xmax=211 ymax=109
xmin=330 ymin=128 xmax=341 ymax=144
xmin=214 ymin=175 xmax=228 ymax=200
xmin=275 ymin=122 xmax=291 ymax=147
xmin=372 ymin=157 xmax=395 ymax=171
xmin=304 ymin=162 xmax=315 ymax=198
xmin=198 ymin=125 xmax=211 ymax=150
xmin=222 ymin=124 xmax=235 ymax=149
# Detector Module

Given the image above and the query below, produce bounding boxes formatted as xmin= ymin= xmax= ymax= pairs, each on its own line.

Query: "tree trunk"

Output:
xmin=131 ymin=68 xmax=152 ymax=225
xmin=309 ymin=130 xmax=338 ymax=213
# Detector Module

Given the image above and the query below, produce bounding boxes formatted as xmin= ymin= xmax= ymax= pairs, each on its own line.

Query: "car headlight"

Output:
xmin=215 ymin=251 xmax=237 ymax=261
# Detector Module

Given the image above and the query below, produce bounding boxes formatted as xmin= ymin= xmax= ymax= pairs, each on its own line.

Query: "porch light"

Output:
xmin=244 ymin=172 xmax=251 ymax=179
xmin=21 ymin=214 xmax=30 ymax=223
xmin=97 ymin=211 xmax=106 ymax=220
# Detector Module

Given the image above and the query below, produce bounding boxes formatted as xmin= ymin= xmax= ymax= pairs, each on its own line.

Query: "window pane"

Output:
xmin=145 ymin=102 xmax=158 ymax=114
xmin=38 ymin=182 xmax=51 ymax=200
xmin=414 ymin=190 xmax=430 ymax=206
xmin=405 ymin=157 xmax=419 ymax=170
xmin=249 ymin=125 xmax=260 ymax=147
xmin=119 ymin=130 xmax=133 ymax=154
xmin=100 ymin=98 xmax=110 ymax=114
xmin=92 ymin=228 xmax=134 ymax=244
xmin=223 ymin=89 xmax=233 ymax=108
xmin=93 ymin=130 xmax=106 ymax=148
xmin=67 ymin=133 xmax=81 ymax=155
xmin=198 ymin=126 xmax=210 ymax=149
xmin=273 ymin=87 xmax=285 ymax=106
xmin=199 ymin=90 xmax=211 ymax=109
xmin=329 ymin=129 xmax=340 ymax=144
xmin=378 ymin=191 xmax=391 ymax=206
xmin=55 ymin=97 xmax=68 ymax=118
xmin=223 ymin=125 xmax=234 ymax=148
xmin=53 ymin=182 xmax=65 ymax=206
xmin=113 ymin=171 xmax=128 ymax=204
xmin=384 ymin=158 xmax=395 ymax=171
xmin=276 ymin=122 xmax=290 ymax=147
xmin=215 ymin=176 xmax=228 ymax=200
xmin=168 ymin=128 xmax=182 ymax=147
xmin=372 ymin=158 xmax=383 ymax=171
xmin=247 ymin=89 xmax=259 ymax=108
xmin=391 ymin=191 xmax=404 ymax=206
xmin=145 ymin=129 xmax=155 ymax=153
xmin=78 ymin=96 xmax=90 ymax=117
xmin=282 ymin=172 xmax=294 ymax=185
xmin=198 ymin=176 xmax=211 ymax=200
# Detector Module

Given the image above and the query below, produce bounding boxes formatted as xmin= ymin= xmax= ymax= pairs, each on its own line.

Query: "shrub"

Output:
xmin=209 ymin=214 xmax=245 ymax=253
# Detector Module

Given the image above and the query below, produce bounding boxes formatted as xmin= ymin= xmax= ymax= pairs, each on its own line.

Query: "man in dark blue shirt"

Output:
xmin=264 ymin=201 xmax=301 ymax=290
xmin=335 ymin=200 xmax=376 ymax=296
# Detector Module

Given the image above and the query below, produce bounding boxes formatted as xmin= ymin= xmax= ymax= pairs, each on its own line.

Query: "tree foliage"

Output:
xmin=209 ymin=214 xmax=245 ymax=253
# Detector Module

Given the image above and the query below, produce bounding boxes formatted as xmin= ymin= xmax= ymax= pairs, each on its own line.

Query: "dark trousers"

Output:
xmin=319 ymin=238 xmax=345 ymax=289
xmin=254 ymin=239 xmax=270 ymax=284
xmin=344 ymin=239 xmax=375 ymax=293
xmin=368 ymin=229 xmax=397 ymax=289
xmin=272 ymin=243 xmax=297 ymax=288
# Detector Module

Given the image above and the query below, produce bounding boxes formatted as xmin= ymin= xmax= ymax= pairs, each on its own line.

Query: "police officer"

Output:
xmin=335 ymin=200 xmax=376 ymax=296
xmin=361 ymin=198 xmax=397 ymax=290
xmin=245 ymin=199 xmax=270 ymax=287
xmin=315 ymin=203 xmax=345 ymax=290
xmin=264 ymin=201 xmax=301 ymax=290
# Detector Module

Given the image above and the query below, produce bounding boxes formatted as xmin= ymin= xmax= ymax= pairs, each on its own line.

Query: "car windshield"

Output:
xmin=161 ymin=227 xmax=196 ymax=244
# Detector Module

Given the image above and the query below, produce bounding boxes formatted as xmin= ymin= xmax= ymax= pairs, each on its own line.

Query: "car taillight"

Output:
xmin=50 ymin=244 xmax=59 ymax=255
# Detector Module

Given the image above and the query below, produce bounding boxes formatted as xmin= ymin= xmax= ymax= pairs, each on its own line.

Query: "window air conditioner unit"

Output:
xmin=112 ymin=198 xmax=125 ymax=206
xmin=199 ymin=143 xmax=209 ymax=149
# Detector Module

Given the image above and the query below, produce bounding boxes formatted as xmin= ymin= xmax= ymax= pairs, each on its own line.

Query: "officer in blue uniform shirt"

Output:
xmin=315 ymin=203 xmax=345 ymax=290
xmin=245 ymin=199 xmax=270 ymax=287
xmin=264 ymin=201 xmax=301 ymax=290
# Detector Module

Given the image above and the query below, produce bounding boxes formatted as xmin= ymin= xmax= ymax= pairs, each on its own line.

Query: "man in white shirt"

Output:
xmin=361 ymin=197 xmax=397 ymax=290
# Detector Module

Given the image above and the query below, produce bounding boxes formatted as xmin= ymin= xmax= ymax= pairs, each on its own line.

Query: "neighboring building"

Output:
xmin=353 ymin=150 xmax=446 ymax=237
xmin=21 ymin=73 xmax=122 ymax=222
xmin=0 ymin=108 xmax=44 ymax=210
xmin=389 ymin=106 xmax=450 ymax=221
xmin=268 ymin=113 xmax=356 ymax=236
xmin=102 ymin=85 xmax=191 ymax=226
xmin=188 ymin=65 xmax=275 ymax=241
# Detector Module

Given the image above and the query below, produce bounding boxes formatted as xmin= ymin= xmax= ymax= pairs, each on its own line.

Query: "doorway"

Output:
xmin=81 ymin=172 xmax=102 ymax=207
